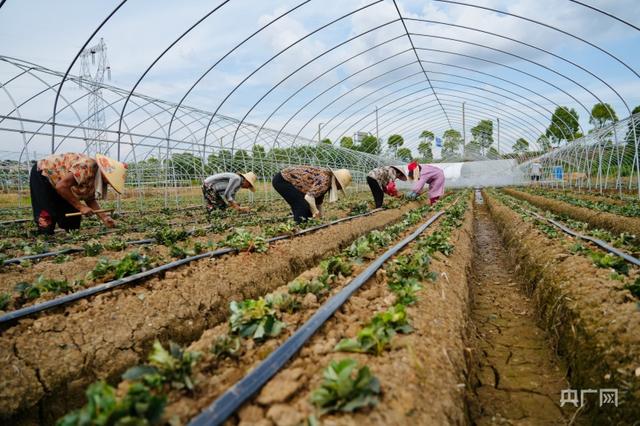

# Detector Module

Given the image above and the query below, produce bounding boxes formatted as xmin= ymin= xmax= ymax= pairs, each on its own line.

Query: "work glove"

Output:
xmin=405 ymin=191 xmax=418 ymax=200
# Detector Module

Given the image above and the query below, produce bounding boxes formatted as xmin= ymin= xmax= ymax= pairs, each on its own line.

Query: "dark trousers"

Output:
xmin=367 ymin=176 xmax=384 ymax=208
xmin=30 ymin=164 xmax=81 ymax=234
xmin=272 ymin=172 xmax=314 ymax=223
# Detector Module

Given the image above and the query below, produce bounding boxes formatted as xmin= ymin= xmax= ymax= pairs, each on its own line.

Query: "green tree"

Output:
xmin=339 ymin=136 xmax=354 ymax=149
xmin=470 ymin=119 xmax=494 ymax=155
xmin=320 ymin=138 xmax=332 ymax=145
xmin=358 ymin=135 xmax=381 ymax=154
xmin=488 ymin=146 xmax=499 ymax=158
xmin=387 ymin=134 xmax=404 ymax=156
xmin=417 ymin=141 xmax=433 ymax=161
xmin=513 ymin=138 xmax=529 ymax=154
xmin=545 ymin=106 xmax=580 ymax=145
xmin=169 ymin=153 xmax=203 ymax=180
xmin=442 ymin=129 xmax=462 ymax=155
xmin=252 ymin=144 xmax=266 ymax=159
xmin=590 ymin=103 xmax=618 ymax=130
xmin=418 ymin=130 xmax=434 ymax=161
xmin=396 ymin=147 xmax=413 ymax=162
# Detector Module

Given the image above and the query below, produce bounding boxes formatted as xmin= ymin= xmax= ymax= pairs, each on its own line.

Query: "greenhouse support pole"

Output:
xmin=497 ymin=117 xmax=500 ymax=156
xmin=375 ymin=106 xmax=379 ymax=143
xmin=462 ymin=102 xmax=466 ymax=157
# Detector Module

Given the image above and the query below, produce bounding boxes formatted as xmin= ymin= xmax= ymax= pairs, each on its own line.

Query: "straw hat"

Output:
xmin=239 ymin=171 xmax=257 ymax=192
xmin=95 ymin=154 xmax=127 ymax=194
xmin=331 ymin=169 xmax=352 ymax=195
xmin=390 ymin=165 xmax=407 ymax=180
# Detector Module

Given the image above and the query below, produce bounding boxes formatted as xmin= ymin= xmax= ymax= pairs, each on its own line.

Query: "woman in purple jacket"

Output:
xmin=406 ymin=161 xmax=445 ymax=204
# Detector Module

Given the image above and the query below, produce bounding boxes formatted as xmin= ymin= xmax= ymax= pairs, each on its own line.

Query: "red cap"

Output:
xmin=407 ymin=161 xmax=418 ymax=172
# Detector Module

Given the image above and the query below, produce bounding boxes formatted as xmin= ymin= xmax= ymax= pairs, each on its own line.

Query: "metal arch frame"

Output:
xmin=409 ymin=31 xmax=600 ymax=121
xmin=229 ymin=19 xmax=403 ymax=149
xmin=165 ymin=0 xmax=312 ymax=150
xmin=375 ymin=98 xmax=539 ymax=146
xmin=252 ymin=35 xmax=408 ymax=146
xmin=342 ymin=88 xmax=540 ymax=145
xmin=115 ymin=0 xmax=232 ymax=159
xmin=51 ymin=0 xmax=128 ymax=154
xmin=404 ymin=17 xmax=631 ymax=114
xmin=273 ymin=44 xmax=590 ymax=147
xmin=569 ymin=0 xmax=640 ymax=32
xmin=200 ymin=1 xmax=385 ymax=149
xmin=348 ymin=76 xmax=556 ymax=141
xmin=391 ymin=0 xmax=452 ymax=129
xmin=434 ymin=0 xmax=639 ymax=79
xmin=282 ymin=58 xmax=423 ymax=143
xmin=378 ymin=107 xmax=528 ymax=151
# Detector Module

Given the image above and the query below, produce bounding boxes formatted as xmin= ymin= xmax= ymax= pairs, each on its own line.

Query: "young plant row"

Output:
xmin=491 ymin=190 xmax=639 ymax=299
xmin=310 ymin=194 xmax=469 ymax=419
xmin=521 ymin=186 xmax=640 ymax=218
xmin=54 ymin=197 xmax=443 ymax=425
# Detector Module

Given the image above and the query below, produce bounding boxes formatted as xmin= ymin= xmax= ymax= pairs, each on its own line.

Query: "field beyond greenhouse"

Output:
xmin=0 ymin=184 xmax=638 ymax=425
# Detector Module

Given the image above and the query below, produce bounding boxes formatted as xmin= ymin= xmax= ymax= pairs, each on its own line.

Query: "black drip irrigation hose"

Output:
xmin=527 ymin=209 xmax=640 ymax=267
xmin=188 ymin=209 xmax=446 ymax=426
xmin=0 ymin=208 xmax=384 ymax=325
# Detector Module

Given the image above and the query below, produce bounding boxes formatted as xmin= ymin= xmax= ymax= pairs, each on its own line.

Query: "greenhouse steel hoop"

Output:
xmin=405 ymin=18 xmax=629 ymax=114
xmin=391 ymin=0 xmax=451 ymax=128
xmin=569 ymin=0 xmax=640 ymax=32
xmin=527 ymin=210 xmax=640 ymax=267
xmin=230 ymin=19 xmax=401 ymax=147
xmin=189 ymin=209 xmax=447 ymax=426
xmin=0 ymin=208 xmax=385 ymax=325
xmin=434 ymin=0 xmax=640 ymax=79
xmin=410 ymin=32 xmax=599 ymax=122
xmin=115 ymin=0 xmax=232 ymax=156
xmin=165 ymin=0 xmax=312 ymax=145
xmin=201 ymin=0 xmax=384 ymax=149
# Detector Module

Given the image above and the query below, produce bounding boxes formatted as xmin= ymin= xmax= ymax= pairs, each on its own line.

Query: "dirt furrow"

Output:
xmin=0 ymin=201 xmax=421 ymax=423
xmin=485 ymin=191 xmax=640 ymax=423
xmin=468 ymin=201 xmax=572 ymax=424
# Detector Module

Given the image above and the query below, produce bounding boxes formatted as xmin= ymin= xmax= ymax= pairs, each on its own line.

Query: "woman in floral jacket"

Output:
xmin=29 ymin=152 xmax=126 ymax=234
xmin=366 ymin=165 xmax=407 ymax=208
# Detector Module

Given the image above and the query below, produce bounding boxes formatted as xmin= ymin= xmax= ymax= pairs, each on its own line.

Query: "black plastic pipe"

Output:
xmin=189 ymin=209 xmax=445 ymax=426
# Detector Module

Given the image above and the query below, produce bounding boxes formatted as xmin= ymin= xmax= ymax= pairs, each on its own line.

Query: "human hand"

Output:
xmin=79 ymin=205 xmax=94 ymax=216
xmin=102 ymin=215 xmax=116 ymax=228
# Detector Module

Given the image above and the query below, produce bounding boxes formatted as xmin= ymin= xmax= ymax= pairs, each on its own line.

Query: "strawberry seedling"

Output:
xmin=87 ymin=251 xmax=152 ymax=281
xmin=228 ymin=298 xmax=285 ymax=340
xmin=56 ymin=380 xmax=165 ymax=426
xmin=222 ymin=228 xmax=268 ymax=253
xmin=288 ymin=278 xmax=328 ymax=297
xmin=211 ymin=335 xmax=242 ymax=359
xmin=334 ymin=305 xmax=412 ymax=355
xmin=15 ymin=275 xmax=74 ymax=301
xmin=624 ymin=278 xmax=640 ymax=298
xmin=122 ymin=340 xmax=201 ymax=392
xmin=310 ymin=359 xmax=380 ymax=414
xmin=82 ymin=240 xmax=104 ymax=256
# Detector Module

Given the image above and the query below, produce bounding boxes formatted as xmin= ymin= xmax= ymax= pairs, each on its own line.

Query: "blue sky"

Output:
xmin=1 ymin=0 xmax=639 ymax=159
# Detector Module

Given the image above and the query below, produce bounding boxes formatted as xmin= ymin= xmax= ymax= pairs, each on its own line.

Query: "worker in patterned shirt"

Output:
xmin=366 ymin=165 xmax=407 ymax=208
xmin=202 ymin=172 xmax=257 ymax=213
xmin=272 ymin=165 xmax=352 ymax=223
xmin=29 ymin=152 xmax=127 ymax=234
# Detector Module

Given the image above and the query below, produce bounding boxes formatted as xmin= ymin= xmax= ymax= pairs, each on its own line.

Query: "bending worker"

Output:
xmin=366 ymin=165 xmax=407 ymax=208
xmin=30 ymin=152 xmax=127 ymax=234
xmin=202 ymin=171 xmax=257 ymax=213
xmin=272 ymin=165 xmax=352 ymax=223
xmin=406 ymin=161 xmax=445 ymax=205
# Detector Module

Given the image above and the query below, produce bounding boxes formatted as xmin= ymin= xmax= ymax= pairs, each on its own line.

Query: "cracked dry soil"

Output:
xmin=468 ymin=203 xmax=576 ymax=425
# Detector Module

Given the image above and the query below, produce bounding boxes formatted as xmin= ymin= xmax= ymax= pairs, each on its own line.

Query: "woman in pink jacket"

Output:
xmin=406 ymin=161 xmax=445 ymax=205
